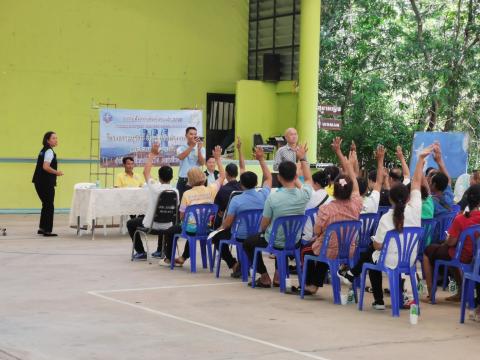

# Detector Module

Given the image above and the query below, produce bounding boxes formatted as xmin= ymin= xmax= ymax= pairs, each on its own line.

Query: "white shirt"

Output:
xmin=44 ymin=149 xmax=54 ymax=162
xmin=362 ymin=190 xmax=380 ymax=214
xmin=303 ymin=189 xmax=332 ymax=241
xmin=372 ymin=189 xmax=422 ymax=269
xmin=142 ymin=179 xmax=179 ymax=230
xmin=206 ymin=170 xmax=216 ymax=185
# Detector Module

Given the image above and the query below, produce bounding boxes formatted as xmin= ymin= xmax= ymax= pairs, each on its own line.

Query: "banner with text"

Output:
xmin=99 ymin=109 xmax=203 ymax=168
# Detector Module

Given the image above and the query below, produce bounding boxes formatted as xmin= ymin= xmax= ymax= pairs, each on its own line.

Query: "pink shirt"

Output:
xmin=312 ymin=193 xmax=363 ymax=258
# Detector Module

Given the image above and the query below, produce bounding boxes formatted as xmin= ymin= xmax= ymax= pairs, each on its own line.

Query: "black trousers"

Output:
xmin=243 ymin=233 xmax=278 ymax=275
xmin=127 ymin=216 xmax=179 ymax=256
xmin=176 ymin=177 xmax=190 ymax=201
xmin=350 ymin=246 xmax=383 ymax=303
xmin=300 ymin=243 xmax=329 ymax=288
xmin=34 ymin=182 xmax=55 ymax=233
xmin=210 ymin=229 xmax=239 ymax=269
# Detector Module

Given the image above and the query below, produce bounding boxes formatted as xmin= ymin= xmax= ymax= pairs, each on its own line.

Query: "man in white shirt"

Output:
xmin=273 ymin=128 xmax=306 ymax=171
xmin=128 ymin=143 xmax=179 ymax=261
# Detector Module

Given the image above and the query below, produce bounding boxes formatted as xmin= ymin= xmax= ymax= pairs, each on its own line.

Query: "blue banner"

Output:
xmin=99 ymin=109 xmax=203 ymax=168
xmin=409 ymin=132 xmax=469 ymax=178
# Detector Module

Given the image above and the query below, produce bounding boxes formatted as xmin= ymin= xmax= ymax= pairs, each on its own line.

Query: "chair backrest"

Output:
xmin=269 ymin=215 xmax=307 ymax=251
xmin=472 ymin=238 xmax=480 ymax=277
xmin=452 ymin=224 xmax=480 ymax=263
xmin=321 ymin=220 xmax=362 ymax=260
xmin=152 ymin=190 xmax=178 ymax=226
xmin=182 ymin=204 xmax=218 ymax=236
xmin=378 ymin=227 xmax=423 ymax=269
xmin=434 ymin=211 xmax=457 ymax=243
xmin=359 ymin=213 xmax=380 ymax=250
xmin=223 ymin=190 xmax=243 ymax=221
xmin=451 ymin=204 xmax=461 ymax=214
xmin=253 ymin=133 xmax=264 ymax=146
xmin=377 ymin=206 xmax=391 ymax=219
xmin=230 ymin=209 xmax=263 ymax=239
xmin=419 ymin=218 xmax=437 ymax=253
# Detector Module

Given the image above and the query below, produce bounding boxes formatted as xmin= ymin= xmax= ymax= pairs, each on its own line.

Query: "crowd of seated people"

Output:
xmin=126 ymin=131 xmax=480 ymax=320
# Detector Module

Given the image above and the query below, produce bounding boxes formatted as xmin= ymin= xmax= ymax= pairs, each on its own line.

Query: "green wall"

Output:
xmin=235 ymin=80 xmax=298 ymax=158
xmin=0 ymin=0 xmax=248 ymax=210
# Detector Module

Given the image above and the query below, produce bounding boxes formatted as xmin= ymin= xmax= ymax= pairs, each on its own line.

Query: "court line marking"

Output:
xmin=92 ymin=282 xmax=241 ymax=294
xmin=87 ymin=283 xmax=331 ymax=360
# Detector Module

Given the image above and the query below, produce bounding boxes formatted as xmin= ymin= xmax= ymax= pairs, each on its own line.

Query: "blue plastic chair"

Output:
xmin=417 ymin=219 xmax=437 ymax=277
xmin=431 ymin=224 xmax=480 ymax=304
xmin=215 ymin=209 xmax=263 ymax=282
xmin=170 ymin=204 xmax=218 ymax=273
xmin=451 ymin=204 xmax=461 ymax=214
xmin=432 ymin=211 xmax=457 ymax=244
xmin=251 ymin=215 xmax=307 ymax=293
xmin=357 ymin=213 xmax=380 ymax=256
xmin=302 ymin=207 xmax=319 ymax=245
xmin=460 ymin=238 xmax=480 ymax=323
xmin=377 ymin=206 xmax=391 ymax=219
xmin=358 ymin=227 xmax=423 ymax=317
xmin=300 ymin=220 xmax=361 ymax=304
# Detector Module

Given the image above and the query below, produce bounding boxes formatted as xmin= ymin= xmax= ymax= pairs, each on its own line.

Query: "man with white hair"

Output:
xmin=273 ymin=128 xmax=305 ymax=171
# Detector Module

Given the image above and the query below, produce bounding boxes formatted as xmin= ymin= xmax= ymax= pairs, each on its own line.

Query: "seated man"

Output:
xmin=127 ymin=144 xmax=179 ymax=260
xmin=204 ymin=156 xmax=219 ymax=186
xmin=115 ymin=156 xmax=144 ymax=188
xmin=210 ymin=144 xmax=272 ymax=277
xmin=172 ymin=146 xmax=225 ymax=266
xmin=303 ymin=170 xmax=332 ymax=242
xmin=430 ymin=143 xmax=454 ymax=216
xmin=243 ymin=144 xmax=313 ymax=287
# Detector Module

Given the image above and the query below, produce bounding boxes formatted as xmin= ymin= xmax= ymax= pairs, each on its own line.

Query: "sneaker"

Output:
xmin=43 ymin=232 xmax=58 ymax=237
xmin=132 ymin=252 xmax=147 ymax=261
xmin=372 ymin=301 xmax=385 ymax=310
xmin=151 ymin=251 xmax=163 ymax=258
xmin=337 ymin=268 xmax=354 ymax=285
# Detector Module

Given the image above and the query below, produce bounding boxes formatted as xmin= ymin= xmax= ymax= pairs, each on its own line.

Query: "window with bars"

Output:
xmin=248 ymin=0 xmax=301 ymax=81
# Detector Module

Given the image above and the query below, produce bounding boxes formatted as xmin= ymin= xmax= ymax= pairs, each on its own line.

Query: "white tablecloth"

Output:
xmin=69 ymin=188 xmax=150 ymax=229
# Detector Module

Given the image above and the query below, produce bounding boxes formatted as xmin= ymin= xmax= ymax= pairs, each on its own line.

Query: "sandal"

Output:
xmin=248 ymin=279 xmax=271 ymax=288
xmin=291 ymin=286 xmax=314 ymax=296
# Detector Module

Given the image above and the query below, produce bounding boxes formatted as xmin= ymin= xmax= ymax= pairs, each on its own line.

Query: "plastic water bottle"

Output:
xmin=347 ymin=288 xmax=355 ymax=304
xmin=410 ymin=302 xmax=418 ymax=325
xmin=95 ymin=179 xmax=100 ymax=189
xmin=448 ymin=277 xmax=458 ymax=295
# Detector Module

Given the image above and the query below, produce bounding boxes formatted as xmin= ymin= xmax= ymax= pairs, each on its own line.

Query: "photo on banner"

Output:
xmin=409 ymin=131 xmax=469 ymax=178
xmin=99 ymin=109 xmax=203 ymax=168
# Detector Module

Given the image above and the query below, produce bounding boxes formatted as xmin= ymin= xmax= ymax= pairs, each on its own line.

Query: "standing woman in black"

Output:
xmin=32 ymin=131 xmax=64 ymax=236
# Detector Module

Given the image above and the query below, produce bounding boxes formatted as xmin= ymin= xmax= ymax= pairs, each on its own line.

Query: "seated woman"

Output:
xmin=337 ymin=145 xmax=429 ymax=309
xmin=423 ymin=184 xmax=480 ymax=302
xmin=161 ymin=146 xmax=225 ymax=266
xmin=297 ymin=137 xmax=368 ymax=295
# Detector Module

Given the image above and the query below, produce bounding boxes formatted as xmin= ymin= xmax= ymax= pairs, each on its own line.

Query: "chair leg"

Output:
xmin=200 ymin=240 xmax=208 ymax=269
xmin=329 ymin=263 xmax=341 ymax=305
xmin=215 ymin=241 xmax=224 ymax=278
xmin=251 ymin=249 xmax=260 ymax=288
xmin=294 ymin=252 xmax=302 ymax=287
xmin=170 ymin=236 xmax=179 ymax=270
xmin=358 ymin=267 xmax=368 ymax=311
xmin=300 ymin=257 xmax=310 ymax=299
xmin=410 ymin=271 xmax=420 ymax=316
xmin=460 ymin=278 xmax=468 ymax=323
xmin=206 ymin=239 xmax=214 ymax=272
xmin=189 ymin=239 xmax=197 ymax=273
xmin=442 ymin=265 xmax=449 ymax=290
xmin=388 ymin=272 xmax=400 ymax=317
xmin=237 ymin=244 xmax=249 ymax=282
xmin=431 ymin=262 xmax=440 ymax=304
xmin=277 ymin=254 xmax=286 ymax=293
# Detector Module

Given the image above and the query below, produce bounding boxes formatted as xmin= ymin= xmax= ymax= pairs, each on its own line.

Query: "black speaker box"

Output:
xmin=263 ymin=53 xmax=281 ymax=82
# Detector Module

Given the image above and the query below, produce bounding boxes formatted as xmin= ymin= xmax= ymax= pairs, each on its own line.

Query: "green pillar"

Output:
xmin=297 ymin=0 xmax=321 ymax=163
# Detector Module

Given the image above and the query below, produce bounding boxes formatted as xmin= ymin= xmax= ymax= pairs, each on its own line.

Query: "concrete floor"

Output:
xmin=0 ymin=214 xmax=479 ymax=360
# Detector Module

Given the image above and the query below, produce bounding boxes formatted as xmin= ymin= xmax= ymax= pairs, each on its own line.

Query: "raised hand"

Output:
xmin=350 ymin=140 xmax=357 ymax=153
xmin=151 ymin=142 xmax=160 ymax=156
xmin=376 ymin=144 xmax=386 ymax=160
xmin=420 ymin=145 xmax=434 ymax=160
xmin=395 ymin=145 xmax=403 ymax=159
xmin=331 ymin=137 xmax=343 ymax=154
xmin=295 ymin=142 xmax=308 ymax=161
xmin=212 ymin=145 xmax=222 ymax=159
xmin=432 ymin=142 xmax=442 ymax=162
xmin=236 ymin=137 xmax=242 ymax=150
xmin=254 ymin=145 xmax=265 ymax=161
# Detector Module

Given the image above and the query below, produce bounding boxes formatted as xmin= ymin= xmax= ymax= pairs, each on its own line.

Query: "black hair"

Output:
xmin=158 ymin=166 xmax=173 ymax=183
xmin=357 ymin=177 xmax=368 ymax=196
xmin=122 ymin=156 xmax=134 ymax=165
xmin=406 ymin=182 xmax=430 ymax=200
xmin=465 ymin=184 xmax=480 ymax=218
xmin=389 ymin=168 xmax=404 ymax=183
xmin=225 ymin=163 xmax=238 ymax=178
xmin=389 ymin=184 xmax=409 ymax=232
xmin=333 ymin=175 xmax=354 ymax=200
xmin=240 ymin=171 xmax=258 ymax=189
xmin=368 ymin=169 xmax=377 ymax=183
xmin=42 ymin=131 xmax=56 ymax=147
xmin=324 ymin=166 xmax=340 ymax=184
xmin=431 ymin=172 xmax=449 ymax=192
xmin=278 ymin=161 xmax=297 ymax=182
xmin=425 ymin=167 xmax=436 ymax=176
xmin=312 ymin=170 xmax=329 ymax=188
xmin=185 ymin=127 xmax=197 ymax=135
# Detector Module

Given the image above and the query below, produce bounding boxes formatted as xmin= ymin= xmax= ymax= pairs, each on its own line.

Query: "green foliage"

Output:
xmin=318 ymin=0 xmax=480 ymax=171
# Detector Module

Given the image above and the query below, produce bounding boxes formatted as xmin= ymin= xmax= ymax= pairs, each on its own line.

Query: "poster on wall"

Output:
xmin=99 ymin=109 xmax=203 ymax=168
xmin=409 ymin=131 xmax=469 ymax=178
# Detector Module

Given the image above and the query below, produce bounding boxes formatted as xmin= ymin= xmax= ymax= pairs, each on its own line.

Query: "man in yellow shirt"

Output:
xmin=114 ymin=157 xmax=144 ymax=188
